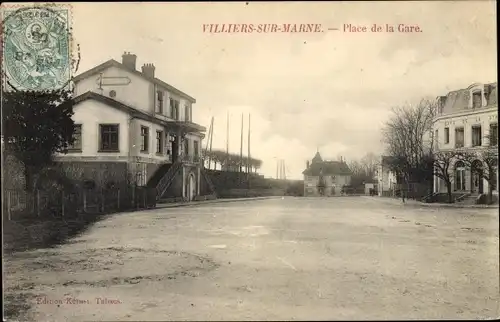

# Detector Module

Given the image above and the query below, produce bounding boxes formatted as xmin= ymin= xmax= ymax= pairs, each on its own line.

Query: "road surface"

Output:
xmin=5 ymin=197 xmax=499 ymax=320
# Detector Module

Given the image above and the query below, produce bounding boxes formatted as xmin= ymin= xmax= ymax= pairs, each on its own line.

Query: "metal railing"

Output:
xmin=181 ymin=154 xmax=201 ymax=164
xmin=156 ymin=161 xmax=182 ymax=200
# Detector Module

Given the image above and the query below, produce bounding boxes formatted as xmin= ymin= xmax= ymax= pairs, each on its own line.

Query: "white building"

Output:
xmin=55 ymin=52 xmax=210 ymax=201
xmin=432 ymin=82 xmax=498 ymax=197
xmin=376 ymin=156 xmax=398 ymax=197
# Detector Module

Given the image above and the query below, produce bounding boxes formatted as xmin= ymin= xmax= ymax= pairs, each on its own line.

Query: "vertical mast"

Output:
xmin=247 ymin=113 xmax=251 ymax=174
xmin=226 ymin=111 xmax=229 ymax=170
xmin=240 ymin=113 xmax=243 ymax=173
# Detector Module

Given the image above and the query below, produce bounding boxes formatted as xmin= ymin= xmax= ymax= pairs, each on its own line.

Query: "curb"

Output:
xmin=156 ymin=196 xmax=281 ymax=209
xmin=361 ymin=196 xmax=499 ymax=209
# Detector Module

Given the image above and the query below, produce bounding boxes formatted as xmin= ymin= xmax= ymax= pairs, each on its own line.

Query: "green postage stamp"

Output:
xmin=2 ymin=4 xmax=72 ymax=91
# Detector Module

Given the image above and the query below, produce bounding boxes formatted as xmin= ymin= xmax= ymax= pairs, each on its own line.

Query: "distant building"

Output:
xmin=376 ymin=156 xmax=398 ymax=197
xmin=433 ymin=82 xmax=498 ymax=196
xmin=302 ymin=152 xmax=352 ymax=196
xmin=55 ymin=52 xmax=209 ymax=201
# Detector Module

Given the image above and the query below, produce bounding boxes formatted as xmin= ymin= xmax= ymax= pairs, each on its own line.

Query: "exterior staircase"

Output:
xmin=421 ymin=192 xmax=439 ymax=203
xmin=147 ymin=161 xmax=183 ymax=202
xmin=200 ymin=166 xmax=217 ymax=196
xmin=146 ymin=163 xmax=172 ymax=189
xmin=456 ymin=193 xmax=479 ymax=205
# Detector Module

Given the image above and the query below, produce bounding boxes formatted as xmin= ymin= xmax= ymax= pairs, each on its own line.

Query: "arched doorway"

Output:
xmin=454 ymin=161 xmax=466 ymax=191
xmin=470 ymin=159 xmax=484 ymax=194
xmin=187 ymin=172 xmax=197 ymax=201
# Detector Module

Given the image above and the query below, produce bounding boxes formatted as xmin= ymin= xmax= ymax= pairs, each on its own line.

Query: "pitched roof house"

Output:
xmin=55 ymin=52 xmax=212 ymax=202
xmin=302 ymin=152 xmax=352 ymax=196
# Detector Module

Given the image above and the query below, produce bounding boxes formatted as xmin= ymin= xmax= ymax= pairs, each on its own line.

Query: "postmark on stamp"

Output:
xmin=2 ymin=4 xmax=72 ymax=91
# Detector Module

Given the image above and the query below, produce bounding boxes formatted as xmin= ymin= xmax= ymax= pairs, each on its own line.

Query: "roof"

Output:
xmin=73 ymin=91 xmax=206 ymax=134
xmin=441 ymin=82 xmax=497 ymax=113
xmin=302 ymin=161 xmax=352 ymax=176
xmin=72 ymin=59 xmax=196 ymax=103
xmin=311 ymin=151 xmax=323 ymax=163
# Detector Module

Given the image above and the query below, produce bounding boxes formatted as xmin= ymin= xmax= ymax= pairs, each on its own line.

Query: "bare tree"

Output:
xmin=463 ymin=137 xmax=498 ymax=204
xmin=382 ymin=98 xmax=436 ymax=198
xmin=433 ymin=151 xmax=467 ymax=203
xmin=360 ymin=152 xmax=379 ymax=179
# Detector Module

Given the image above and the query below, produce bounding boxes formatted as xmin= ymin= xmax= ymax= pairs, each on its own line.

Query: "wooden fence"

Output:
xmin=3 ymin=186 xmax=157 ymax=222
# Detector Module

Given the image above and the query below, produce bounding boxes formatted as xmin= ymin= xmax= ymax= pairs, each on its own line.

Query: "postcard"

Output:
xmin=2 ymin=1 xmax=498 ymax=321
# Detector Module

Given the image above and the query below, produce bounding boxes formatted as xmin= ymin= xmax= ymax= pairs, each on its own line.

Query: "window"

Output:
xmin=455 ymin=127 xmax=464 ymax=148
xmin=99 ymin=124 xmax=119 ymax=152
xmin=490 ymin=123 xmax=498 ymax=146
xmin=184 ymin=104 xmax=191 ymax=122
xmin=472 ymin=91 xmax=482 ymax=108
xmin=170 ymin=98 xmax=179 ymax=120
xmin=165 ymin=133 xmax=171 ymax=155
xmin=444 ymin=127 xmax=450 ymax=144
xmin=184 ymin=139 xmax=189 ymax=155
xmin=472 ymin=125 xmax=482 ymax=147
xmin=193 ymin=140 xmax=199 ymax=157
xmin=454 ymin=161 xmax=466 ymax=191
xmin=140 ymin=126 xmax=149 ymax=152
xmin=156 ymin=91 xmax=164 ymax=114
xmin=69 ymin=124 xmax=82 ymax=151
xmin=156 ymin=130 xmax=164 ymax=154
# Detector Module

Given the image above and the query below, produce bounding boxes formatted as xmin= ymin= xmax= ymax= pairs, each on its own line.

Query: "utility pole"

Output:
xmin=247 ymin=113 xmax=251 ymax=174
xmin=240 ymin=113 xmax=243 ymax=173
xmin=226 ymin=111 xmax=229 ymax=171
xmin=209 ymin=118 xmax=214 ymax=170
xmin=205 ymin=117 xmax=214 ymax=169
xmin=247 ymin=114 xmax=251 ymax=189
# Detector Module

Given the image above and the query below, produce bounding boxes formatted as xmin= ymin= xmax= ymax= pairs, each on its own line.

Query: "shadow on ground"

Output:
xmin=3 ymin=213 xmax=108 ymax=320
xmin=3 ymin=213 xmax=107 ymax=254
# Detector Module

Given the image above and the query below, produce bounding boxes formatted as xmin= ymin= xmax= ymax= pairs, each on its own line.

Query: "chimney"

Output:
xmin=306 ymin=160 xmax=310 ymax=168
xmin=141 ymin=63 xmax=156 ymax=78
xmin=122 ymin=51 xmax=137 ymax=70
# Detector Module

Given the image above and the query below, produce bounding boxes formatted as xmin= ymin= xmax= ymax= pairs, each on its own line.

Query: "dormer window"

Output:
xmin=472 ymin=91 xmax=482 ymax=108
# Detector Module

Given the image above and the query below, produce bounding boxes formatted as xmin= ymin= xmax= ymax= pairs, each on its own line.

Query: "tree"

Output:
xmin=382 ymin=98 xmax=436 ymax=197
xmin=433 ymin=151 xmax=466 ymax=203
xmin=463 ymin=138 xmax=498 ymax=204
xmin=2 ymin=90 xmax=75 ymax=190
xmin=348 ymin=152 xmax=379 ymax=187
xmin=360 ymin=152 xmax=379 ymax=179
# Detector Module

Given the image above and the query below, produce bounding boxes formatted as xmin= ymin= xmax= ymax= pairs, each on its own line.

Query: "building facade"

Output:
xmin=55 ymin=52 xmax=210 ymax=201
xmin=302 ymin=152 xmax=352 ymax=196
xmin=376 ymin=156 xmax=398 ymax=197
xmin=432 ymin=82 xmax=498 ymax=196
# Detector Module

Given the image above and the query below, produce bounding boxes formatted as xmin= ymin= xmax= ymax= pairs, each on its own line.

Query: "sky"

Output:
xmin=67 ymin=1 xmax=496 ymax=179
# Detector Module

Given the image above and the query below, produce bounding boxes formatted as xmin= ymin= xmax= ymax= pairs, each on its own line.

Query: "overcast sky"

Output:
xmin=70 ymin=1 xmax=497 ymax=179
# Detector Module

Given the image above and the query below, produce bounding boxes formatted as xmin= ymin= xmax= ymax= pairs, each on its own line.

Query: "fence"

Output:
xmin=3 ymin=186 xmax=157 ymax=222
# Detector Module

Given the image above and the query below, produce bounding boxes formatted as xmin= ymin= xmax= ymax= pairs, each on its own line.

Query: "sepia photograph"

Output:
xmin=1 ymin=1 xmax=498 ymax=321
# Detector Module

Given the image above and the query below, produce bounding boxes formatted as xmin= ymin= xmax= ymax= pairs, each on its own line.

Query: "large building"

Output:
xmin=55 ymin=52 xmax=210 ymax=201
xmin=302 ymin=152 xmax=352 ymax=196
xmin=432 ymin=82 xmax=498 ymax=197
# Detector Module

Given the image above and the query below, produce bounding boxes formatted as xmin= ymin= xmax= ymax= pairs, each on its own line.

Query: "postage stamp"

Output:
xmin=1 ymin=4 xmax=72 ymax=91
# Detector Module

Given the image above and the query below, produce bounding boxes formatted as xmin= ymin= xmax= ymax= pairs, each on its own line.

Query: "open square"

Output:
xmin=4 ymin=197 xmax=499 ymax=320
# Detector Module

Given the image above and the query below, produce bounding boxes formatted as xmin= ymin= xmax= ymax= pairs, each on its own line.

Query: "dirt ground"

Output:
xmin=4 ymin=197 xmax=499 ymax=320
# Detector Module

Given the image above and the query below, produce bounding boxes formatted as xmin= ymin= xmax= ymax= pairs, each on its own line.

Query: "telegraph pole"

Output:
xmin=226 ymin=112 xmax=229 ymax=171
xmin=240 ymin=113 xmax=243 ymax=173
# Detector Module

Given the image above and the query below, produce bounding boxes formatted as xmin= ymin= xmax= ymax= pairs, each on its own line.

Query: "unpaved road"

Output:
xmin=4 ymin=197 xmax=500 ymax=320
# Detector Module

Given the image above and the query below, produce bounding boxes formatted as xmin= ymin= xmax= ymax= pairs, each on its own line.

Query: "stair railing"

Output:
xmin=200 ymin=167 xmax=216 ymax=195
xmin=156 ymin=156 xmax=183 ymax=200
